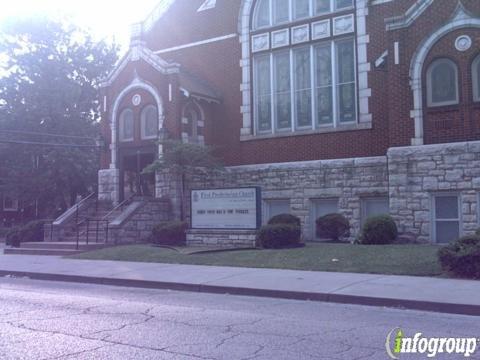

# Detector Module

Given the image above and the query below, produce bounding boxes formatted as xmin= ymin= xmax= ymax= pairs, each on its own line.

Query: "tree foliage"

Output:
xmin=0 ymin=17 xmax=118 ymax=218
xmin=144 ymin=140 xmax=224 ymax=220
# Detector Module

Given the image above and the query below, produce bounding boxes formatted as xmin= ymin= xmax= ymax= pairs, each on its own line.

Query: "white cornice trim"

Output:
xmin=100 ymin=44 xmax=180 ymax=88
xmin=385 ymin=0 xmax=434 ymax=31
xmin=154 ymin=34 xmax=238 ymax=55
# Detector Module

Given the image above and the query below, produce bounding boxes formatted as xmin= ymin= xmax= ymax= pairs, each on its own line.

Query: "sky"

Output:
xmin=0 ymin=0 xmax=162 ymax=50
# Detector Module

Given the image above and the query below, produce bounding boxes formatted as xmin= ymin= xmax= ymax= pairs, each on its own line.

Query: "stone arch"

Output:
xmin=409 ymin=3 xmax=480 ymax=145
xmin=110 ymin=76 xmax=164 ymax=168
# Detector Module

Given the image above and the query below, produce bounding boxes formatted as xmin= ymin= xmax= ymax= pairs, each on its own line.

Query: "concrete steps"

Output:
xmin=3 ymin=242 xmax=109 ymax=256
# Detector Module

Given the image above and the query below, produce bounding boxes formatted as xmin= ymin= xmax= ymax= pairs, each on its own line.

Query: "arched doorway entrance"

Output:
xmin=115 ymin=88 xmax=161 ymax=201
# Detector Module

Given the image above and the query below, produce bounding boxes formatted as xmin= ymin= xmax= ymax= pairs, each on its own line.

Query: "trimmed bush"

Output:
xmin=316 ymin=213 xmax=350 ymax=242
xmin=6 ymin=220 xmax=45 ymax=248
xmin=357 ymin=215 xmax=398 ymax=245
xmin=268 ymin=213 xmax=301 ymax=227
xmin=438 ymin=235 xmax=480 ymax=279
xmin=151 ymin=221 xmax=188 ymax=246
xmin=257 ymin=224 xmax=302 ymax=249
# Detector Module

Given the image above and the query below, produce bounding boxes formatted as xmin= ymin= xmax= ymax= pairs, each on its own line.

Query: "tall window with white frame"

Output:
xmin=252 ymin=0 xmax=357 ymax=136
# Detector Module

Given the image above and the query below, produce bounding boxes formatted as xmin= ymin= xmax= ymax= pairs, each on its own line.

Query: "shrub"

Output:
xmin=268 ymin=213 xmax=301 ymax=227
xmin=316 ymin=213 xmax=350 ymax=242
xmin=357 ymin=215 xmax=398 ymax=245
xmin=6 ymin=220 xmax=45 ymax=248
xmin=151 ymin=221 xmax=188 ymax=246
xmin=438 ymin=235 xmax=480 ymax=279
xmin=257 ymin=224 xmax=302 ymax=249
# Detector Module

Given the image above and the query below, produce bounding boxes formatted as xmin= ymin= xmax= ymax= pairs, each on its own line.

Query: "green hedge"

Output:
xmin=316 ymin=213 xmax=350 ymax=242
xmin=438 ymin=235 xmax=480 ymax=279
xmin=268 ymin=213 xmax=301 ymax=227
xmin=6 ymin=220 xmax=45 ymax=248
xmin=151 ymin=221 xmax=188 ymax=246
xmin=257 ymin=224 xmax=301 ymax=249
xmin=357 ymin=215 xmax=398 ymax=245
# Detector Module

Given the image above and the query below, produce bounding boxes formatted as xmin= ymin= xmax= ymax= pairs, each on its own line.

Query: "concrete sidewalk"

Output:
xmin=0 ymin=253 xmax=479 ymax=316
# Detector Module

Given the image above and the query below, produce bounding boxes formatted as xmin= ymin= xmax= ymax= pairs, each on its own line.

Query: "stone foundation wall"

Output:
xmin=102 ymin=140 xmax=480 ymax=245
xmin=187 ymin=229 xmax=257 ymax=248
xmin=109 ymin=199 xmax=172 ymax=244
xmin=388 ymin=141 xmax=480 ymax=242
xmin=186 ymin=156 xmax=388 ymax=241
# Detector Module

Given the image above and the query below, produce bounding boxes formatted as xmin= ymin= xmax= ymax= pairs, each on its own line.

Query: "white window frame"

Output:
xmin=119 ymin=108 xmax=134 ymax=142
xmin=310 ymin=198 xmax=339 ymax=240
xmin=360 ymin=196 xmax=389 ymax=225
xmin=3 ymin=196 xmax=19 ymax=212
xmin=253 ymin=0 xmax=354 ymax=30
xmin=426 ymin=58 xmax=459 ymax=108
xmin=140 ymin=105 xmax=158 ymax=140
xmin=253 ymin=37 xmax=357 ymax=135
xmin=472 ymin=55 xmax=480 ymax=102
xmin=431 ymin=193 xmax=462 ymax=244
xmin=263 ymin=199 xmax=290 ymax=224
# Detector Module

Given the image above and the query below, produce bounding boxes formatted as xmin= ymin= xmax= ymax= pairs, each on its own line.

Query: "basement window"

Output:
xmin=198 ymin=0 xmax=216 ymax=12
xmin=264 ymin=199 xmax=290 ymax=223
xmin=433 ymin=194 xmax=460 ymax=244
xmin=361 ymin=197 xmax=389 ymax=225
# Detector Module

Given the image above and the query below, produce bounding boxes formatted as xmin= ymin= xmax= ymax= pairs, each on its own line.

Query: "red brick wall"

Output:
xmin=100 ymin=0 xmax=480 ymax=169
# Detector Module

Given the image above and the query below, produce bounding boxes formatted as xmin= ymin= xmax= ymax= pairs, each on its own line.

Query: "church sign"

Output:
xmin=191 ymin=187 xmax=261 ymax=230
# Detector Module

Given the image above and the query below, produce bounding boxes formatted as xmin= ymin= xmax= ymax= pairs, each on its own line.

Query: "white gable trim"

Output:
xmin=100 ymin=44 xmax=180 ymax=88
xmin=385 ymin=0 xmax=434 ymax=31
xmin=409 ymin=3 xmax=480 ymax=145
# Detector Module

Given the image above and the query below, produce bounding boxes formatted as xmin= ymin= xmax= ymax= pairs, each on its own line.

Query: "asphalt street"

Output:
xmin=0 ymin=277 xmax=478 ymax=360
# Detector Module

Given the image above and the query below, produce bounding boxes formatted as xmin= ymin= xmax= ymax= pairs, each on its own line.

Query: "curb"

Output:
xmin=0 ymin=270 xmax=479 ymax=317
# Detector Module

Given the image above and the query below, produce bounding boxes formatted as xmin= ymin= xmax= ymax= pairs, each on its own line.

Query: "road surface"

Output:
xmin=0 ymin=277 xmax=478 ymax=359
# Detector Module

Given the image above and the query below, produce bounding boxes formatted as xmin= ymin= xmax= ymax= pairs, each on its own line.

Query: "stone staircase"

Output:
xmin=4 ymin=195 xmax=172 ymax=256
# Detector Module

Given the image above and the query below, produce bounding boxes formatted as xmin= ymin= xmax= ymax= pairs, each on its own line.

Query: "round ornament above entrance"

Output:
xmin=132 ymin=94 xmax=142 ymax=106
xmin=455 ymin=35 xmax=472 ymax=52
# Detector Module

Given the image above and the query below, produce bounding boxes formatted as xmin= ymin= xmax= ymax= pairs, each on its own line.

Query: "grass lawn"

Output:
xmin=71 ymin=243 xmax=444 ymax=277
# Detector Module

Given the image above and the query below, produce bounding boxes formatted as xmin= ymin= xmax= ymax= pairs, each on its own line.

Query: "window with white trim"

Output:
xmin=253 ymin=0 xmax=354 ymax=30
xmin=254 ymin=38 xmax=356 ymax=134
xmin=264 ymin=199 xmax=290 ymax=223
xmin=3 ymin=196 xmax=19 ymax=212
xmin=140 ymin=105 xmax=158 ymax=140
xmin=119 ymin=108 xmax=134 ymax=142
xmin=311 ymin=198 xmax=338 ymax=240
xmin=182 ymin=100 xmax=204 ymax=143
xmin=361 ymin=197 xmax=389 ymax=225
xmin=433 ymin=194 xmax=460 ymax=244
xmin=427 ymin=58 xmax=459 ymax=107
xmin=472 ymin=54 xmax=480 ymax=102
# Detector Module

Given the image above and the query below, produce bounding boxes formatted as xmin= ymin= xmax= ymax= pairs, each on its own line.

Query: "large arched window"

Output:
xmin=253 ymin=0 xmax=354 ymax=30
xmin=472 ymin=55 xmax=480 ymax=102
xmin=140 ymin=105 xmax=158 ymax=140
xmin=427 ymin=58 xmax=459 ymax=107
xmin=252 ymin=1 xmax=356 ymax=135
xmin=119 ymin=108 xmax=134 ymax=142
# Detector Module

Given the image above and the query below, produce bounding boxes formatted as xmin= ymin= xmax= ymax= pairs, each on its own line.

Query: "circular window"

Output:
xmin=455 ymin=35 xmax=472 ymax=52
xmin=132 ymin=94 xmax=142 ymax=106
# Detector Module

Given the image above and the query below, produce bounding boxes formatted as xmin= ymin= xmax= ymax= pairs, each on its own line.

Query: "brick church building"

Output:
xmin=97 ymin=0 xmax=480 ymax=244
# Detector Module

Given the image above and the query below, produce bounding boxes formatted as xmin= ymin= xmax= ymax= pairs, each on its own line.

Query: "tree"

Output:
xmin=144 ymin=140 xmax=224 ymax=221
xmin=0 ymin=17 xmax=118 ymax=218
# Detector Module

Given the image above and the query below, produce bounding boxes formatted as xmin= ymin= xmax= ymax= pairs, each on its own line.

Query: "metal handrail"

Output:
xmin=102 ymin=194 xmax=136 ymax=221
xmin=76 ymin=219 xmax=109 ymax=250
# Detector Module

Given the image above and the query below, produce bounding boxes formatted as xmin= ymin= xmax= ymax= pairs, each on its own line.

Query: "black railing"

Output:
xmin=102 ymin=194 xmax=136 ymax=221
xmin=76 ymin=219 xmax=109 ymax=250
